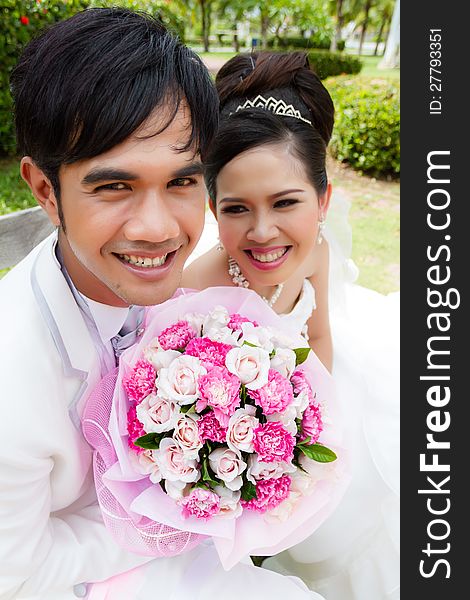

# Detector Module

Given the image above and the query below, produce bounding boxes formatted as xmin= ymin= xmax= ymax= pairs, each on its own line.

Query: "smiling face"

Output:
xmin=214 ymin=144 xmax=330 ymax=289
xmin=42 ymin=106 xmax=205 ymax=307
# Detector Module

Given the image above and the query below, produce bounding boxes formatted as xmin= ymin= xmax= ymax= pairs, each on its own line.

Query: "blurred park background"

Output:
xmin=0 ymin=0 xmax=399 ymax=293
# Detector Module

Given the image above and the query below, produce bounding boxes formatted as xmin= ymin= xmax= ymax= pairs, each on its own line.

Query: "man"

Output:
xmin=0 ymin=8 xmax=322 ymax=600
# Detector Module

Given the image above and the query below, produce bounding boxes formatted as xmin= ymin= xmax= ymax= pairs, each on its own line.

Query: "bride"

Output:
xmin=183 ymin=51 xmax=399 ymax=600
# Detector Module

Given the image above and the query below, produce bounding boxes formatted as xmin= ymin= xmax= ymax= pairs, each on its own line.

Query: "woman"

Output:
xmin=183 ymin=51 xmax=399 ymax=600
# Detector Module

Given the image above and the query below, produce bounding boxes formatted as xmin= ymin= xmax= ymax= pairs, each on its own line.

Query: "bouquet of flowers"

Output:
xmin=82 ymin=287 xmax=349 ymax=570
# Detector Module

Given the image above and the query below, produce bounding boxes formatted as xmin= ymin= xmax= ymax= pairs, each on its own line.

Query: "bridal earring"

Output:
xmin=216 ymin=238 xmax=224 ymax=251
xmin=317 ymin=216 xmax=326 ymax=245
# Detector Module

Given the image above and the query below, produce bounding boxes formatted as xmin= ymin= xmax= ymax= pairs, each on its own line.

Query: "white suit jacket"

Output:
xmin=0 ymin=234 xmax=150 ymax=599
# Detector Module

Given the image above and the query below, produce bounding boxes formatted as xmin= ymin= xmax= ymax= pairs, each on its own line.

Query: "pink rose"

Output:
xmin=123 ymin=359 xmax=156 ymax=404
xmin=213 ymin=485 xmax=242 ymax=519
xmin=181 ymin=487 xmax=220 ymax=520
xmin=253 ymin=421 xmax=296 ymax=463
xmin=158 ymin=320 xmax=196 ymax=350
xmin=227 ymin=314 xmax=259 ymax=332
xmin=246 ymin=454 xmax=296 ymax=483
xmin=185 ymin=337 xmax=232 ymax=368
xmin=197 ymin=366 xmax=241 ymax=426
xmin=208 ymin=447 xmax=246 ymax=491
xmin=249 ymin=369 xmax=294 ymax=415
xmin=127 ymin=405 xmax=146 ymax=453
xmin=129 ymin=449 xmax=161 ymax=484
xmin=136 ymin=393 xmax=179 ymax=433
xmin=226 ymin=406 xmax=259 ymax=453
xmin=300 ymin=401 xmax=323 ymax=445
xmin=173 ymin=415 xmax=203 ymax=458
xmin=157 ymin=355 xmax=206 ymax=405
xmin=270 ymin=347 xmax=297 ymax=379
xmin=241 ymin=474 xmax=292 ymax=514
xmin=157 ymin=437 xmax=200 ymax=483
xmin=197 ymin=411 xmax=227 ymax=443
xmin=225 ymin=346 xmax=270 ymax=390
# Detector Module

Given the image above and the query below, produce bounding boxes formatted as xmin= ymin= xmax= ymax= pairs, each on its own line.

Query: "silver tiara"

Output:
xmin=233 ymin=94 xmax=312 ymax=126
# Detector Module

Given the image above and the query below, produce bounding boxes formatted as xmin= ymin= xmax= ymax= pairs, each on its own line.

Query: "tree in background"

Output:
xmin=379 ymin=0 xmax=399 ymax=68
xmin=370 ymin=0 xmax=394 ymax=55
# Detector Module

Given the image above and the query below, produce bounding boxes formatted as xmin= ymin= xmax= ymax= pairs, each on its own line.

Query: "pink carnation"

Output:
xmin=291 ymin=369 xmax=315 ymax=403
xmin=185 ymin=337 xmax=232 ymax=367
xmin=301 ymin=402 xmax=323 ymax=444
xmin=123 ymin=360 xmax=156 ymax=404
xmin=253 ymin=421 xmax=295 ymax=463
xmin=241 ymin=475 xmax=292 ymax=513
xmin=158 ymin=320 xmax=196 ymax=350
xmin=197 ymin=366 xmax=241 ymax=426
xmin=227 ymin=313 xmax=259 ymax=332
xmin=249 ymin=369 xmax=294 ymax=415
xmin=181 ymin=487 xmax=221 ymax=520
xmin=127 ymin=406 xmax=146 ymax=454
xmin=197 ymin=411 xmax=228 ymax=443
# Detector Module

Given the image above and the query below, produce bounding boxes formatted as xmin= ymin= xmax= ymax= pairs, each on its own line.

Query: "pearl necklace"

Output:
xmin=228 ymin=257 xmax=284 ymax=308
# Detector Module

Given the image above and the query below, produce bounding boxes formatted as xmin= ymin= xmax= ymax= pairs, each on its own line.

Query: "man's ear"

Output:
xmin=20 ymin=157 xmax=60 ymax=227
xmin=319 ymin=181 xmax=332 ymax=218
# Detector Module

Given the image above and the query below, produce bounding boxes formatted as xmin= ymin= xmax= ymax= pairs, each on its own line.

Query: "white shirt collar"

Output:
xmin=84 ymin=296 xmax=129 ymax=345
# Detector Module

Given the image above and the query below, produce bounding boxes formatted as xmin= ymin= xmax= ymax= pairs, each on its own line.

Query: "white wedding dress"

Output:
xmin=187 ymin=196 xmax=400 ymax=600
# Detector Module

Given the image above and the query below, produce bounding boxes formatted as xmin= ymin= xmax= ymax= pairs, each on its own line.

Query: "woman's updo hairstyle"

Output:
xmin=205 ymin=51 xmax=335 ymax=202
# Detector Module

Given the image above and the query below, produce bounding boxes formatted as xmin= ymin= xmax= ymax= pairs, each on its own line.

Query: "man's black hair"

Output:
xmin=11 ymin=7 xmax=218 ymax=201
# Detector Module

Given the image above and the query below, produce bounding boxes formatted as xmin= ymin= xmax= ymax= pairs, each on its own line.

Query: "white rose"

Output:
xmin=292 ymin=388 xmax=310 ymax=418
xmin=204 ymin=325 xmax=241 ymax=345
xmin=264 ymin=489 xmax=302 ymax=523
xmin=225 ymin=346 xmax=270 ymax=390
xmin=129 ymin=449 xmax=162 ymax=484
xmin=164 ymin=479 xmax=190 ymax=501
xmin=270 ymin=347 xmax=297 ymax=380
xmin=226 ymin=405 xmax=259 ymax=453
xmin=209 ymin=447 xmax=246 ymax=491
xmin=238 ymin=322 xmax=274 ymax=354
xmin=136 ymin=393 xmax=179 ymax=433
xmin=246 ymin=455 xmax=296 ymax=483
xmin=157 ymin=437 xmax=200 ymax=483
xmin=265 ymin=326 xmax=298 ymax=349
xmin=173 ymin=414 xmax=203 ymax=458
xmin=144 ymin=346 xmax=181 ymax=372
xmin=266 ymin=406 xmax=298 ymax=435
xmin=157 ymin=355 xmax=207 ymax=404
xmin=202 ymin=305 xmax=230 ymax=334
xmin=184 ymin=312 xmax=205 ymax=336
xmin=214 ymin=485 xmax=242 ymax=519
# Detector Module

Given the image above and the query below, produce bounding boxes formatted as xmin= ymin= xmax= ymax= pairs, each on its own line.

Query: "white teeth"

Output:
xmin=118 ymin=253 xmax=168 ymax=267
xmin=251 ymin=248 xmax=287 ymax=263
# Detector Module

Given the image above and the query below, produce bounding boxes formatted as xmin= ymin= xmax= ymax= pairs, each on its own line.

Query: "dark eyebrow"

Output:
xmin=219 ymin=188 xmax=305 ymax=204
xmin=170 ymin=161 xmax=204 ymax=178
xmin=81 ymin=168 xmax=137 ymax=186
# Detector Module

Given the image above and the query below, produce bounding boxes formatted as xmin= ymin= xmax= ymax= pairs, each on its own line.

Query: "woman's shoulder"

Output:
xmin=182 ymin=248 xmax=229 ymax=290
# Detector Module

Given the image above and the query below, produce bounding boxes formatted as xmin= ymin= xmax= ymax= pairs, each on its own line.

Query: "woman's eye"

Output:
xmin=221 ymin=205 xmax=248 ymax=214
xmin=168 ymin=177 xmax=197 ymax=188
xmin=96 ymin=182 xmax=128 ymax=191
xmin=274 ymin=199 xmax=299 ymax=208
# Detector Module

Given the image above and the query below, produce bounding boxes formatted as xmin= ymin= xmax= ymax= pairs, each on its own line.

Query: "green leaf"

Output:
xmin=134 ymin=432 xmax=163 ymax=450
xmin=294 ymin=347 xmax=311 ymax=366
xmin=240 ymin=480 xmax=257 ymax=502
xmin=298 ymin=443 xmax=337 ymax=463
xmin=180 ymin=403 xmax=196 ymax=414
xmin=202 ymin=459 xmax=220 ymax=487
xmin=242 ymin=340 xmax=258 ymax=348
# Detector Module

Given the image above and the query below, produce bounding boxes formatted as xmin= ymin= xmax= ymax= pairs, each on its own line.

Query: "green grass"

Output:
xmin=0 ymin=159 xmax=35 ymax=215
xmin=355 ymin=55 xmax=399 ymax=79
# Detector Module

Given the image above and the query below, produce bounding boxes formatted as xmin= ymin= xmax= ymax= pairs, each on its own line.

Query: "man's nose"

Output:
xmin=123 ymin=191 xmax=180 ymax=243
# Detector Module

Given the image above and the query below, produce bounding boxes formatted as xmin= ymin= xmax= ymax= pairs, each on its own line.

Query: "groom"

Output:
xmin=0 ymin=8 xmax=322 ymax=600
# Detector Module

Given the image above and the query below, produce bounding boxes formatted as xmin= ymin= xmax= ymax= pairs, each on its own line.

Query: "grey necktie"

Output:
xmin=111 ymin=305 xmax=145 ymax=363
